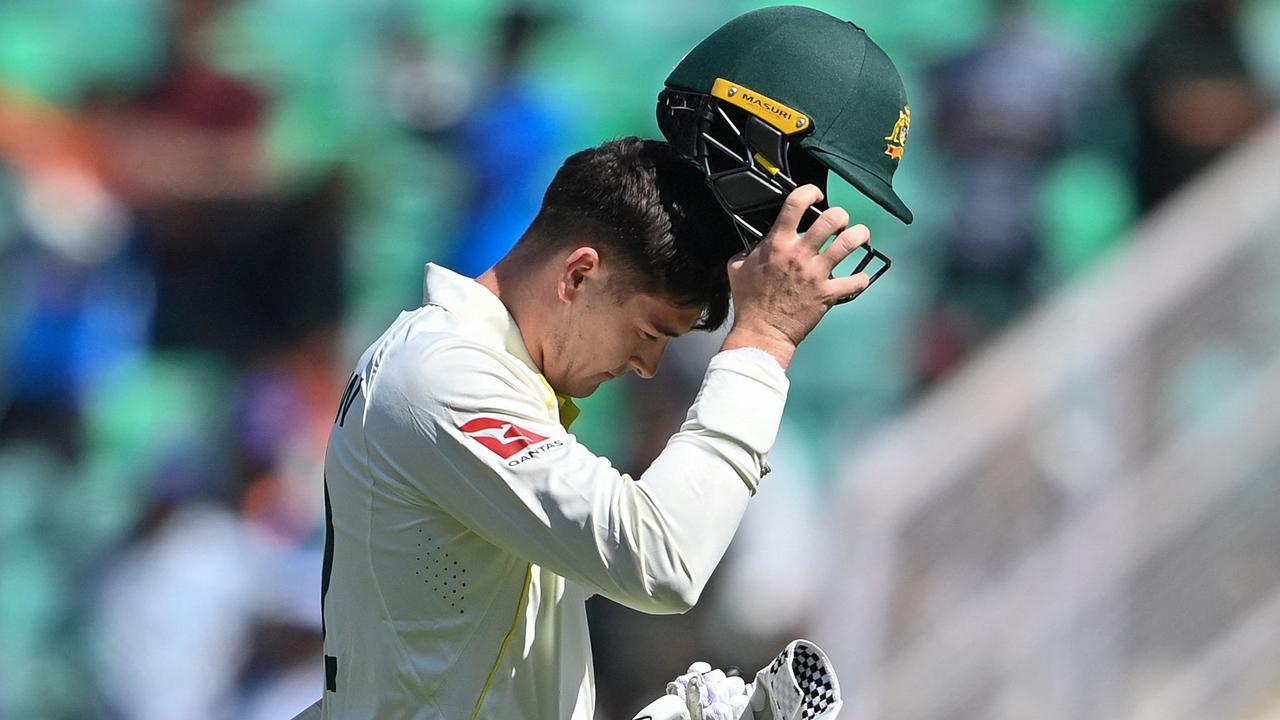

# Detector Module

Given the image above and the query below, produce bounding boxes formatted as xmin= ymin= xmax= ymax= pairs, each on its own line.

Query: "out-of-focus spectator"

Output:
xmin=443 ymin=5 xmax=569 ymax=278
xmin=0 ymin=87 xmax=151 ymax=458
xmin=914 ymin=1 xmax=1095 ymax=387
xmin=378 ymin=15 xmax=473 ymax=140
xmin=96 ymin=501 xmax=259 ymax=720
xmin=88 ymin=0 xmax=345 ymax=362
xmin=1130 ymin=0 xmax=1273 ymax=211
xmin=95 ymin=494 xmax=324 ymax=720
xmin=94 ymin=0 xmax=268 ymax=203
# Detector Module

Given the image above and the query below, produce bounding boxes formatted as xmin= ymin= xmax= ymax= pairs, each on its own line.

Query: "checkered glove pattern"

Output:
xmin=746 ymin=639 xmax=842 ymax=720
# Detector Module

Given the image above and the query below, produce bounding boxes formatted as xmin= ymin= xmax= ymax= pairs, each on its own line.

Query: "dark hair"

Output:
xmin=512 ymin=136 xmax=740 ymax=330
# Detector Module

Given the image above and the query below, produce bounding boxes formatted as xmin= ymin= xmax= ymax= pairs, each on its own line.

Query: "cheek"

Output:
xmin=594 ymin=332 xmax=635 ymax=370
xmin=569 ymin=326 xmax=617 ymax=370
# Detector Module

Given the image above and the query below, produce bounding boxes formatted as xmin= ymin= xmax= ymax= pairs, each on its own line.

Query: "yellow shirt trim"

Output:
xmin=537 ymin=376 xmax=580 ymax=431
xmin=471 ymin=563 xmax=534 ymax=720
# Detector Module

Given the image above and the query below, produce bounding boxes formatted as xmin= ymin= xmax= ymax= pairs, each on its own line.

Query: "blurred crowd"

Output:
xmin=0 ymin=0 xmax=1275 ymax=718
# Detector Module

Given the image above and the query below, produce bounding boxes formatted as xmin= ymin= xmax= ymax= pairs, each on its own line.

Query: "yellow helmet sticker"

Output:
xmin=753 ymin=152 xmax=782 ymax=175
xmin=712 ymin=78 xmax=811 ymax=135
xmin=884 ymin=105 xmax=910 ymax=160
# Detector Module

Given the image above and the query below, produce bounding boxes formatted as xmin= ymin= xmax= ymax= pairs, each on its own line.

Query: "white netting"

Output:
xmin=814 ymin=117 xmax=1280 ymax=720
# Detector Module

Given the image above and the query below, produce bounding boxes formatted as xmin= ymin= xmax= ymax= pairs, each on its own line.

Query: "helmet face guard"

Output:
xmin=658 ymin=86 xmax=890 ymax=303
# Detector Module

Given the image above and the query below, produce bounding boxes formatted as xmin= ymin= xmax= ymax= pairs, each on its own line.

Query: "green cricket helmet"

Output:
xmin=657 ymin=6 xmax=913 ymax=298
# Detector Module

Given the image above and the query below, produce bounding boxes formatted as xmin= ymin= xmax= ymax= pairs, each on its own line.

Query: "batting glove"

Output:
xmin=632 ymin=662 xmax=751 ymax=720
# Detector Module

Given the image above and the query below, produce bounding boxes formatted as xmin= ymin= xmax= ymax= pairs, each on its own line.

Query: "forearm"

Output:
xmin=608 ymin=349 xmax=789 ymax=611
xmin=515 ymin=350 xmax=788 ymax=613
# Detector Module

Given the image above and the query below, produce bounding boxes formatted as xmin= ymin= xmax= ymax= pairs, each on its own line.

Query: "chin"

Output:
xmin=570 ymin=376 xmax=610 ymax=399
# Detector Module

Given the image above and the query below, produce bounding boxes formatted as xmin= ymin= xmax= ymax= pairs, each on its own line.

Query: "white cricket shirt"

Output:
xmin=319 ymin=263 xmax=789 ymax=719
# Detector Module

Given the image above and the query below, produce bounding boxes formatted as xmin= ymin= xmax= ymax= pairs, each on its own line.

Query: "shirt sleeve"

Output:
xmin=360 ymin=336 xmax=789 ymax=615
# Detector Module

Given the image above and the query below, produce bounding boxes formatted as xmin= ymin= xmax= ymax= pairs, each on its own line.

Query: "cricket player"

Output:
xmin=306 ymin=7 xmax=912 ymax=719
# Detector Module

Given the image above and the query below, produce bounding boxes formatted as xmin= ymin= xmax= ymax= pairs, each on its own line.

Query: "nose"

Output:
xmin=630 ymin=344 xmax=665 ymax=379
xmin=630 ymin=360 xmax=656 ymax=379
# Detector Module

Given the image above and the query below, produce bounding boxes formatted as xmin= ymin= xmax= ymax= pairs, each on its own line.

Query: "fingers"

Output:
xmin=820 ymin=223 xmax=871 ymax=270
xmin=768 ymin=184 xmax=824 ymax=239
xmin=825 ymin=272 xmax=870 ymax=304
xmin=725 ymin=249 xmax=749 ymax=278
xmin=801 ymin=205 xmax=850 ymax=250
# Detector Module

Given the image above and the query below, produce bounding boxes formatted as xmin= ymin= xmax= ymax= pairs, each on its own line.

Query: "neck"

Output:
xmin=476 ymin=261 xmax=548 ymax=373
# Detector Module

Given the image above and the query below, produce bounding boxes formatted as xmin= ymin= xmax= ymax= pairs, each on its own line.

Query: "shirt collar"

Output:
xmin=422 ymin=263 xmax=579 ymax=429
xmin=422 ymin=263 xmax=538 ymax=372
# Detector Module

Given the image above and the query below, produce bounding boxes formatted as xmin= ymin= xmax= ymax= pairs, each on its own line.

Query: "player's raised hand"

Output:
xmin=722 ymin=184 xmax=872 ymax=368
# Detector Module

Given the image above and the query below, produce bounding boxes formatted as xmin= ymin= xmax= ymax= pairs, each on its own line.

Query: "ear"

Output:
xmin=558 ymin=247 xmax=601 ymax=304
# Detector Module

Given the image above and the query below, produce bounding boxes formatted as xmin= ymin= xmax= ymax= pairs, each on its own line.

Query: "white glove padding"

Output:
xmin=631 ymin=662 xmax=751 ymax=720
xmin=746 ymin=639 xmax=842 ymax=720
xmin=632 ymin=694 xmax=693 ymax=720
xmin=667 ymin=662 xmax=750 ymax=720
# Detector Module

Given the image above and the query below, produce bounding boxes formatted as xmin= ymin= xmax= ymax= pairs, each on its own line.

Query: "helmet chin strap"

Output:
xmin=658 ymin=88 xmax=891 ymax=304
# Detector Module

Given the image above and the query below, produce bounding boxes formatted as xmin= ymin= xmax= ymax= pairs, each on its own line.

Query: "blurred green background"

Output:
xmin=0 ymin=0 xmax=1276 ymax=718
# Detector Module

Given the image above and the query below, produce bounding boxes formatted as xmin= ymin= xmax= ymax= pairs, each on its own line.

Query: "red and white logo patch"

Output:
xmin=460 ymin=417 xmax=548 ymax=459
